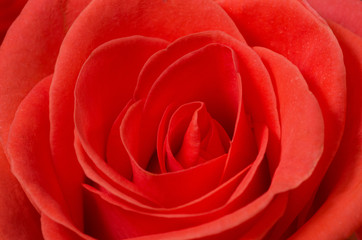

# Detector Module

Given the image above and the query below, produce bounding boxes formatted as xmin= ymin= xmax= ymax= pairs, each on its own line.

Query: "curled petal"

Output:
xmin=75 ymin=35 xmax=168 ymax=179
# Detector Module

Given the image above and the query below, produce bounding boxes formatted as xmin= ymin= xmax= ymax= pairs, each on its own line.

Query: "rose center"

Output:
xmin=163 ymin=101 xmax=231 ymax=171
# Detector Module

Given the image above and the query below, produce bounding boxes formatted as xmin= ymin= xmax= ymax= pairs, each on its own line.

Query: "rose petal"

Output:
xmin=41 ymin=214 xmax=94 ymax=240
xmin=0 ymin=146 xmax=42 ymax=240
xmin=74 ymin=132 xmax=159 ymax=210
xmin=106 ymin=101 xmax=135 ymax=178
xmin=83 ymin=123 xmax=267 ymax=217
xmin=7 ymin=76 xmax=86 ymax=238
xmin=74 ymin=36 xmax=168 ymax=179
xmin=289 ymin=21 xmax=362 ymax=240
xmin=0 ymin=0 xmax=90 ymax=145
xmin=226 ymin=124 xmax=270 ymax=205
xmin=216 ymin=0 xmax=345 ymax=157
xmin=216 ymin=0 xmax=346 ymax=234
xmin=157 ymin=104 xmax=180 ymax=173
xmin=77 ymin=125 xmax=268 ymax=240
xmin=305 ymin=0 xmax=362 ymax=37
xmin=124 ymin=193 xmax=288 ymax=240
xmin=0 ymin=0 xmax=91 ymax=230
xmin=134 ymin=30 xmax=275 ymax=132
xmin=172 ymin=103 xmax=207 ymax=168
xmin=73 ymin=36 xmax=173 ymax=210
xmin=254 ymin=47 xmax=324 ymax=191
xmin=239 ymin=193 xmax=289 ymax=240
xmin=221 ymin=75 xmax=257 ymax=181
xmin=134 ymin=30 xmax=246 ymax=99
xmin=163 ymin=102 xmax=207 ymax=172
xmin=254 ymin=47 xmax=324 ymax=238
xmin=163 ymin=102 xmax=229 ymax=169
xmin=82 ymin=167 xmax=285 ymax=240
xmin=121 ymin=101 xmax=228 ymax=207
xmin=83 ymin=185 xmax=203 ymax=239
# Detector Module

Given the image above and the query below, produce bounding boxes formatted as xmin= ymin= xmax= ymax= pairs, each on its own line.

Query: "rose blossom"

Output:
xmin=0 ymin=0 xmax=361 ymax=239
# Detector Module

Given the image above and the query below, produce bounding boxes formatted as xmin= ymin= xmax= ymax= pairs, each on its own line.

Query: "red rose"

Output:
xmin=0 ymin=0 xmax=361 ymax=239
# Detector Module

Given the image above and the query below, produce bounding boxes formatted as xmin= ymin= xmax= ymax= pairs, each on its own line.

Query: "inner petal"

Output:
xmin=176 ymin=104 xmax=204 ymax=168
xmin=126 ymin=43 xmax=241 ymax=171
xmin=165 ymin=102 xmax=231 ymax=170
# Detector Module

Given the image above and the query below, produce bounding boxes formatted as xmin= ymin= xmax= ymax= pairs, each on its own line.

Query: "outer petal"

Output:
xmin=215 ymin=0 xmax=346 ymax=235
xmin=0 ymin=0 xmax=90 ymax=145
xmin=0 ymin=0 xmax=91 ymax=229
xmin=7 ymin=77 xmax=91 ymax=239
xmin=305 ymin=0 xmax=362 ymax=37
xmin=253 ymin=47 xmax=324 ymax=192
xmin=0 ymin=146 xmax=43 ymax=240
xmin=214 ymin=0 xmax=345 ymax=153
xmin=290 ymin=21 xmax=362 ymax=240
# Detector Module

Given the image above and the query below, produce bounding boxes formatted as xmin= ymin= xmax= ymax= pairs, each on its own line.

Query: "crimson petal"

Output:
xmin=0 ymin=147 xmax=42 ymax=240
xmin=7 ymin=76 xmax=88 ymax=238
xmin=289 ymin=21 xmax=362 ymax=240
xmin=75 ymin=36 xmax=168 ymax=179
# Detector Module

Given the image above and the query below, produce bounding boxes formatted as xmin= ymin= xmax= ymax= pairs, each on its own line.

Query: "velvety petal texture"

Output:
xmin=0 ymin=1 xmax=91 ymax=235
xmin=0 ymin=0 xmax=361 ymax=239
xmin=0 ymin=147 xmax=43 ymax=240
xmin=305 ymin=0 xmax=362 ymax=37
xmin=6 ymin=76 xmax=92 ymax=239
xmin=290 ymin=21 xmax=362 ymax=240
